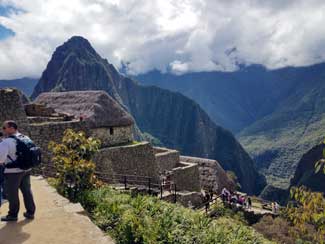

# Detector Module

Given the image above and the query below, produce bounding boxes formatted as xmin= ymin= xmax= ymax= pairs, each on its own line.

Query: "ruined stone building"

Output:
xmin=0 ymin=88 xmax=234 ymax=206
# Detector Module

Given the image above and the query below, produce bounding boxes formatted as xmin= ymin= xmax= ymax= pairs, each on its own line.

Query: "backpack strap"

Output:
xmin=5 ymin=135 xmax=20 ymax=168
xmin=7 ymin=155 xmax=14 ymax=162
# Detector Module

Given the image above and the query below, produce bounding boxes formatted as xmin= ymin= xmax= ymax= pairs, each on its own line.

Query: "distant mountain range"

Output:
xmin=30 ymin=36 xmax=265 ymax=195
xmin=0 ymin=78 xmax=37 ymax=96
xmin=136 ymin=63 xmax=325 ymax=188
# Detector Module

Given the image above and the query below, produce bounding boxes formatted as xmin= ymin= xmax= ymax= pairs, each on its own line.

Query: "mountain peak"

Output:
xmin=31 ymin=36 xmax=119 ymax=99
xmin=65 ymin=36 xmax=93 ymax=48
xmin=53 ymin=36 xmax=100 ymax=60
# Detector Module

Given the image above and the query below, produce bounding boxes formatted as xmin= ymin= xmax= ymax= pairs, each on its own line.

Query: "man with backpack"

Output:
xmin=0 ymin=121 xmax=37 ymax=221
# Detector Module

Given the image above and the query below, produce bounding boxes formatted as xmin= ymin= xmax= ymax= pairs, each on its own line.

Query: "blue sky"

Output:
xmin=0 ymin=5 xmax=15 ymax=40
xmin=0 ymin=24 xmax=14 ymax=40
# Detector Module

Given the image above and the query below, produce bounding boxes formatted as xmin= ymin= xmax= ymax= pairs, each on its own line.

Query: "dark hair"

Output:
xmin=4 ymin=120 xmax=18 ymax=130
xmin=0 ymin=132 xmax=3 ymax=137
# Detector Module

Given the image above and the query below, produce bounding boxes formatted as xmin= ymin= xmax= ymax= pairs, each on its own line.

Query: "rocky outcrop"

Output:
xmin=30 ymin=36 xmax=266 ymax=194
xmin=290 ymin=143 xmax=325 ymax=194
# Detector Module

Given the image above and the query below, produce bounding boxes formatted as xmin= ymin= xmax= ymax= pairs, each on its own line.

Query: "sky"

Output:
xmin=1 ymin=0 xmax=325 ymax=79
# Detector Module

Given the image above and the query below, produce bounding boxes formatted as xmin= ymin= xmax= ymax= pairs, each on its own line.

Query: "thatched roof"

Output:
xmin=34 ymin=90 xmax=134 ymax=128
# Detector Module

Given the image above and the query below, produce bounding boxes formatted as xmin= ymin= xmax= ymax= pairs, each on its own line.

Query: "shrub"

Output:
xmin=49 ymin=129 xmax=101 ymax=202
xmin=81 ymin=186 xmax=274 ymax=244
xmin=283 ymin=186 xmax=325 ymax=243
xmin=253 ymin=216 xmax=302 ymax=244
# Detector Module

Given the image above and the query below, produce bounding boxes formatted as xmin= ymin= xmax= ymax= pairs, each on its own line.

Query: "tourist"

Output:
xmin=231 ymin=194 xmax=238 ymax=204
xmin=274 ymin=202 xmax=279 ymax=214
xmin=247 ymin=197 xmax=252 ymax=209
xmin=238 ymin=195 xmax=245 ymax=206
xmin=209 ymin=188 xmax=214 ymax=201
xmin=204 ymin=190 xmax=211 ymax=212
xmin=271 ymin=202 xmax=275 ymax=214
xmin=221 ymin=187 xmax=229 ymax=202
xmin=0 ymin=121 xmax=36 ymax=221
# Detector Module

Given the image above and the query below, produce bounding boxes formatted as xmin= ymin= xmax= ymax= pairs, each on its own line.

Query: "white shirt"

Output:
xmin=0 ymin=132 xmax=25 ymax=173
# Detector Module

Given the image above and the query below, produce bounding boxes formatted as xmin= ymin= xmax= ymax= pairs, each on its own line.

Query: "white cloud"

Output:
xmin=1 ymin=0 xmax=325 ymax=79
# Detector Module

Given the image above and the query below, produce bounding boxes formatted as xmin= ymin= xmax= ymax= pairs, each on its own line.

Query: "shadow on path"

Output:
xmin=0 ymin=219 xmax=32 ymax=244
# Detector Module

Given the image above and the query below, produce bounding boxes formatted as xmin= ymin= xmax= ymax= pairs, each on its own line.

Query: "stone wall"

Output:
xmin=154 ymin=147 xmax=179 ymax=173
xmin=90 ymin=125 xmax=133 ymax=147
xmin=171 ymin=161 xmax=201 ymax=192
xmin=162 ymin=191 xmax=203 ymax=208
xmin=0 ymin=88 xmax=30 ymax=134
xmin=180 ymin=156 xmax=235 ymax=193
xmin=29 ymin=120 xmax=87 ymax=170
xmin=93 ymin=142 xmax=159 ymax=183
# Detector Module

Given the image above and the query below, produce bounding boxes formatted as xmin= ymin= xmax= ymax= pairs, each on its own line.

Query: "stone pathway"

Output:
xmin=0 ymin=176 xmax=115 ymax=244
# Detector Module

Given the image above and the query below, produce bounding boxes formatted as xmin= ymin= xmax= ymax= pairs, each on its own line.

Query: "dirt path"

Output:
xmin=0 ymin=176 xmax=115 ymax=244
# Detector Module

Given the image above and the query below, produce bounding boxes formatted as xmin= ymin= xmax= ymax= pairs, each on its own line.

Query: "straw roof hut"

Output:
xmin=35 ymin=90 xmax=134 ymax=128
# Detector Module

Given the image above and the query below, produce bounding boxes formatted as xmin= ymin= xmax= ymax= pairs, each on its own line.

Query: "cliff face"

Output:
xmin=31 ymin=36 xmax=266 ymax=194
xmin=290 ymin=143 xmax=325 ymax=194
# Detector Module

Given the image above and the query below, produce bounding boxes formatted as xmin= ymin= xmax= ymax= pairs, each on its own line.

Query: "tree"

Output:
xmin=284 ymin=186 xmax=325 ymax=243
xmin=49 ymin=129 xmax=101 ymax=202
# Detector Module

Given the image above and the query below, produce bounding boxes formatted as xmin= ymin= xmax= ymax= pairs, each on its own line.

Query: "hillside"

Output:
xmin=239 ymin=65 xmax=325 ymax=187
xmin=137 ymin=63 xmax=325 ymax=188
xmin=31 ymin=36 xmax=265 ymax=194
xmin=136 ymin=66 xmax=297 ymax=133
xmin=290 ymin=143 xmax=325 ymax=194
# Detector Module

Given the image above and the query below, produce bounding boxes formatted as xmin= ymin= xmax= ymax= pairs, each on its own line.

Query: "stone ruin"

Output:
xmin=0 ymin=88 xmax=235 ymax=207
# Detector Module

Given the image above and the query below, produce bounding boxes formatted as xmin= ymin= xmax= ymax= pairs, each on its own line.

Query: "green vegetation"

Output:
xmin=283 ymin=187 xmax=325 ymax=243
xmin=80 ymin=187 xmax=273 ymax=244
xmin=48 ymin=129 xmax=102 ymax=202
xmin=253 ymin=186 xmax=325 ymax=244
xmin=48 ymin=129 xmax=272 ymax=244
xmin=253 ymin=216 xmax=301 ymax=244
xmin=239 ymin=82 xmax=325 ymax=188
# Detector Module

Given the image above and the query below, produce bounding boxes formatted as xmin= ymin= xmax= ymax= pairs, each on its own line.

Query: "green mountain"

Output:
xmin=137 ymin=63 xmax=325 ymax=188
xmin=239 ymin=65 xmax=325 ymax=187
xmin=136 ymin=66 xmax=297 ymax=134
xmin=31 ymin=36 xmax=265 ymax=194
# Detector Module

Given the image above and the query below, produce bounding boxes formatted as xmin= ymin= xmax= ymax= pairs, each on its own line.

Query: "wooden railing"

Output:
xmin=40 ymin=165 xmax=178 ymax=202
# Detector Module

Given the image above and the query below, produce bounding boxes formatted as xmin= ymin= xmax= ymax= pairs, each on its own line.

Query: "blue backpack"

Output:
xmin=6 ymin=134 xmax=42 ymax=170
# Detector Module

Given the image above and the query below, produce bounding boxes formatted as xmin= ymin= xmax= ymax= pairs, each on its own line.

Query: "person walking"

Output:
xmin=0 ymin=121 xmax=36 ymax=221
xmin=247 ymin=197 xmax=252 ymax=209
